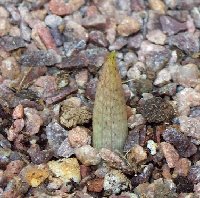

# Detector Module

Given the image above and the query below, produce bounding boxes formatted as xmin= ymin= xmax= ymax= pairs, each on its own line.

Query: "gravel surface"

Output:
xmin=0 ymin=0 xmax=200 ymax=197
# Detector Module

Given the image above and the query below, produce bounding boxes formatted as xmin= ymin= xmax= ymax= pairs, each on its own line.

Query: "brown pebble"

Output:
xmin=80 ymin=165 xmax=90 ymax=179
xmin=162 ymin=164 xmax=172 ymax=179
xmin=174 ymin=158 xmax=191 ymax=177
xmin=13 ymin=104 xmax=24 ymax=119
xmin=87 ymin=178 xmax=104 ymax=192
xmin=160 ymin=142 xmax=179 ymax=168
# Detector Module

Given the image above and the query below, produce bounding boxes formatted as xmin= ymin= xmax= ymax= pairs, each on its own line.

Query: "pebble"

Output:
xmin=174 ymin=158 xmax=191 ymax=177
xmin=160 ymin=142 xmax=179 ymax=168
xmin=163 ymin=127 xmax=197 ymax=158
xmin=24 ymin=108 xmax=43 ymax=135
xmin=68 ymin=126 xmax=91 ymax=148
xmin=131 ymin=0 xmax=145 ymax=11
xmin=45 ymin=122 xmax=67 ymax=157
xmin=154 ymin=83 xmax=177 ymax=96
xmin=188 ymin=165 xmax=200 ymax=184
xmin=49 ymin=0 xmax=85 ymax=16
xmin=179 ymin=116 xmax=200 ymax=140
xmin=147 ymin=140 xmax=158 ymax=155
xmin=172 ymin=64 xmax=199 ymax=88
xmin=44 ymin=14 xmax=63 ymax=28
xmin=20 ymin=22 xmax=31 ymax=42
xmin=63 ymin=40 xmax=86 ymax=57
xmin=20 ymin=49 xmax=61 ymax=67
xmin=48 ymin=158 xmax=81 ymax=183
xmin=128 ymin=114 xmax=146 ymax=129
xmin=168 ymin=32 xmax=199 ymax=53
xmin=124 ymin=52 xmax=138 ymax=66
xmin=109 ymin=37 xmax=128 ymax=51
xmin=27 ymin=144 xmax=53 ymax=164
xmin=138 ymin=97 xmax=175 ymax=123
xmin=127 ymin=66 xmax=141 ymax=81
xmin=127 ymin=33 xmax=143 ymax=50
xmin=21 ymin=164 xmax=49 ymax=187
xmin=104 ymin=169 xmax=130 ymax=195
xmin=4 ymin=160 xmax=24 ymax=180
xmin=160 ymin=15 xmax=187 ymax=35
xmin=75 ymin=69 xmax=88 ymax=88
xmin=148 ymin=0 xmax=166 ymax=14
xmin=175 ymin=88 xmax=200 ymax=116
xmin=87 ymin=178 xmax=104 ymax=192
xmin=124 ymin=126 xmax=141 ymax=152
xmin=127 ymin=144 xmax=147 ymax=164
xmin=0 ymin=36 xmax=26 ymax=52
xmin=75 ymin=145 xmax=101 ymax=166
xmin=146 ymin=29 xmax=166 ymax=45
xmin=1 ymin=57 xmax=20 ymax=80
xmin=0 ymin=6 xmax=9 ymax=18
xmin=191 ymin=7 xmax=200 ymax=28
xmin=82 ymin=15 xmax=107 ymax=29
xmin=7 ymin=119 xmax=24 ymax=141
xmin=57 ymin=138 xmax=74 ymax=158
xmin=89 ymin=30 xmax=108 ymax=47
xmin=64 ymin=20 xmax=88 ymax=41
xmin=0 ymin=18 xmax=10 ymax=37
xmin=154 ymin=68 xmax=171 ymax=87
xmin=117 ymin=16 xmax=140 ymax=36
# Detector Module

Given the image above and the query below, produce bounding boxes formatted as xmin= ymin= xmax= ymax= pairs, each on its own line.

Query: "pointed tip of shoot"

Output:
xmin=106 ymin=51 xmax=116 ymax=66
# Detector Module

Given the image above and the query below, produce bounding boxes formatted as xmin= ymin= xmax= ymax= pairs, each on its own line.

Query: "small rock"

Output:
xmin=64 ymin=40 xmax=86 ymax=57
xmin=100 ymin=148 xmax=128 ymax=170
xmin=64 ymin=20 xmax=88 ymax=41
xmin=147 ymin=140 xmax=158 ymax=155
xmin=160 ymin=142 xmax=179 ymax=168
xmin=20 ymin=22 xmax=31 ymax=42
xmin=57 ymin=138 xmax=74 ymax=158
xmin=172 ymin=64 xmax=199 ymax=88
xmin=37 ymin=25 xmax=57 ymax=50
xmin=104 ymin=169 xmax=130 ymax=195
xmin=89 ymin=30 xmax=108 ymax=47
xmin=47 ymin=178 xmax=63 ymax=190
xmin=127 ymin=144 xmax=147 ymax=164
xmin=168 ymin=32 xmax=199 ymax=54
xmin=131 ymin=0 xmax=145 ymax=11
xmin=127 ymin=66 xmax=141 ymax=81
xmin=131 ymin=163 xmax=154 ymax=188
xmin=75 ymin=69 xmax=88 ymax=88
xmin=0 ymin=36 xmax=26 ymax=51
xmin=148 ymin=0 xmax=166 ymax=14
xmin=163 ymin=127 xmax=197 ymax=158
xmin=188 ymin=165 xmax=200 ymax=184
xmin=7 ymin=119 xmax=24 ymax=141
xmin=146 ymin=29 xmax=166 ymax=45
xmin=20 ymin=50 xmax=61 ymax=67
xmin=68 ymin=126 xmax=91 ymax=148
xmin=117 ymin=16 xmax=140 ymax=36
xmin=13 ymin=104 xmax=24 ymax=120
xmin=191 ymin=7 xmax=200 ymax=28
xmin=138 ymin=97 xmax=175 ymax=123
xmin=179 ymin=116 xmax=200 ymax=140
xmin=48 ymin=158 xmax=81 ymax=183
xmin=175 ymin=88 xmax=200 ymax=116
xmin=154 ymin=68 xmax=171 ymax=87
xmin=82 ymin=15 xmax=107 ymax=29
xmin=21 ymin=164 xmax=49 ymax=187
xmin=160 ymin=15 xmax=187 ymax=35
xmin=87 ymin=178 xmax=104 ymax=192
xmin=124 ymin=52 xmax=138 ymax=66
xmin=1 ymin=57 xmax=20 ymax=80
xmin=174 ymin=158 xmax=191 ymax=177
xmin=4 ymin=160 xmax=24 ymax=180
xmin=45 ymin=14 xmax=63 ymax=28
xmin=174 ymin=176 xmax=194 ymax=193
xmin=109 ymin=37 xmax=128 ymax=51
xmin=27 ymin=144 xmax=53 ymax=164
xmin=0 ymin=6 xmax=9 ymax=18
xmin=50 ymin=28 xmax=63 ymax=47
xmin=75 ymin=145 xmax=101 ymax=166
xmin=24 ymin=108 xmax=43 ymax=135
xmin=85 ymin=78 xmax=98 ymax=101
xmin=154 ymin=83 xmax=177 ymax=96
xmin=49 ymin=0 xmax=85 ymax=16
xmin=0 ymin=18 xmax=10 ymax=37
xmin=45 ymin=122 xmax=67 ymax=157
xmin=128 ymin=33 xmax=143 ymax=50
xmin=128 ymin=114 xmax=146 ymax=129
